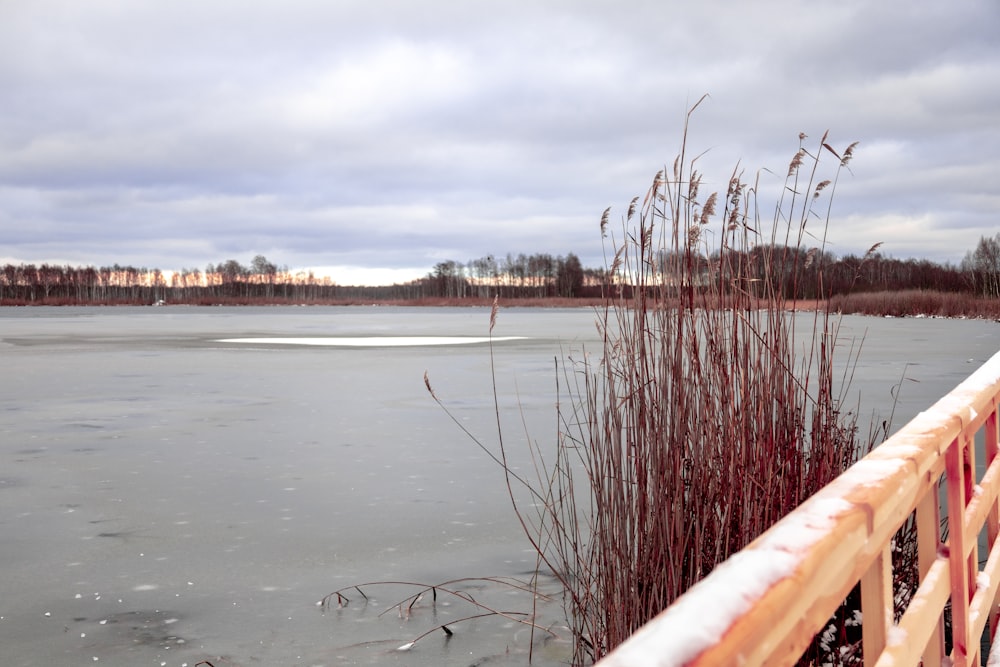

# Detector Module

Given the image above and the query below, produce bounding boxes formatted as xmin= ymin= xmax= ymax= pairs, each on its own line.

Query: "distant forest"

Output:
xmin=3 ymin=234 xmax=1000 ymax=306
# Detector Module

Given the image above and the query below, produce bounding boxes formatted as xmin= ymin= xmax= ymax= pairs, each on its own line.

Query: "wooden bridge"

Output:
xmin=597 ymin=350 xmax=1000 ymax=667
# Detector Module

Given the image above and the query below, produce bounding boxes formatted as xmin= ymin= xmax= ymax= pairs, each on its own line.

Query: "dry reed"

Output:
xmin=466 ymin=101 xmax=876 ymax=664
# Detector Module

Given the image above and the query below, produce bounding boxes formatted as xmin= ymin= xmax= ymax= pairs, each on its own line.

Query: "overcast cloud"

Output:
xmin=2 ymin=0 xmax=998 ymax=285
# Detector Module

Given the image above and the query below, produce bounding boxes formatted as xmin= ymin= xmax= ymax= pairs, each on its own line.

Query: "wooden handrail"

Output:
xmin=597 ymin=349 xmax=1000 ymax=667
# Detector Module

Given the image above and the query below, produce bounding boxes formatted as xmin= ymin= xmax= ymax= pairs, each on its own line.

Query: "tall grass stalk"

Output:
xmin=480 ymin=105 xmax=870 ymax=665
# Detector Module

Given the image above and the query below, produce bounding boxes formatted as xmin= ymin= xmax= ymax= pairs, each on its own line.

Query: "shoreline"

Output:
xmin=3 ymin=294 xmax=1000 ymax=321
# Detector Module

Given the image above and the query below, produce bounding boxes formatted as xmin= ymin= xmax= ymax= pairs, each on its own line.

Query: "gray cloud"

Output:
xmin=2 ymin=0 xmax=998 ymax=284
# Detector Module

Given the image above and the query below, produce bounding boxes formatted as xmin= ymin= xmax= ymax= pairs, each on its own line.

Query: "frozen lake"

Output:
xmin=1 ymin=306 xmax=997 ymax=666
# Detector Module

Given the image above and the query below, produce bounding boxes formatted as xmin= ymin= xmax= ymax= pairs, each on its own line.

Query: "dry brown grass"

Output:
xmin=830 ymin=289 xmax=1000 ymax=319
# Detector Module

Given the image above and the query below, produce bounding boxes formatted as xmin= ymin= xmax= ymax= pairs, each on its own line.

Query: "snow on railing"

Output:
xmin=597 ymin=349 xmax=1000 ymax=667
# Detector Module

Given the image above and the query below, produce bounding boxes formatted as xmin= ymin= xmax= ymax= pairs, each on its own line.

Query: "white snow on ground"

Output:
xmin=601 ymin=497 xmax=856 ymax=667
xmin=597 ymin=548 xmax=799 ymax=667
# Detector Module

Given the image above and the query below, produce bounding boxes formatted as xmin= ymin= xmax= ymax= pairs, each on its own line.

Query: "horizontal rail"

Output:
xmin=597 ymin=349 xmax=1000 ymax=667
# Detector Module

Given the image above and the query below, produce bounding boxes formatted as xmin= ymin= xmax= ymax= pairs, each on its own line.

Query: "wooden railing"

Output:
xmin=597 ymin=350 xmax=1000 ymax=667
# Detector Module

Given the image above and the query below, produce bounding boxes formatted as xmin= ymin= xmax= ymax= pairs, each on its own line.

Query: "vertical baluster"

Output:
xmin=965 ymin=433 xmax=981 ymax=666
xmin=948 ymin=436 xmax=972 ymax=665
xmin=987 ymin=403 xmax=1000 ymax=644
xmin=917 ymin=487 xmax=945 ymax=666
xmin=862 ymin=543 xmax=893 ymax=665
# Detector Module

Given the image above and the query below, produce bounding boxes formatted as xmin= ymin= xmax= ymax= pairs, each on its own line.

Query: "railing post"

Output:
xmin=987 ymin=403 xmax=1000 ymax=641
xmin=917 ymin=488 xmax=945 ymax=666
xmin=947 ymin=436 xmax=972 ymax=665
xmin=965 ymin=433 xmax=981 ymax=667
xmin=861 ymin=543 xmax=893 ymax=663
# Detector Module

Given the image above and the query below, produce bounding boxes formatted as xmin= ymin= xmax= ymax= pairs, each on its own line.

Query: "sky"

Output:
xmin=2 ymin=0 xmax=998 ymax=286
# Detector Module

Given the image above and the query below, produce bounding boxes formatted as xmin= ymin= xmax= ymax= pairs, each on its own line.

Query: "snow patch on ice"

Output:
xmin=216 ymin=336 xmax=527 ymax=347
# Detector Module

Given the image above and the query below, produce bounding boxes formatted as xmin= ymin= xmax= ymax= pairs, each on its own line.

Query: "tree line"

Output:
xmin=962 ymin=232 xmax=1000 ymax=298
xmin=424 ymin=252 xmax=600 ymax=299
xmin=1 ymin=236 xmax=998 ymax=305
xmin=0 ymin=251 xmax=601 ymax=304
